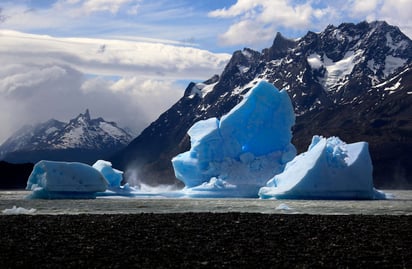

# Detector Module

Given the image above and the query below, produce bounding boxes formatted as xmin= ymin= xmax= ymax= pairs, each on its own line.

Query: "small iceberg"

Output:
xmin=2 ymin=206 xmax=36 ymax=215
xmin=259 ymin=136 xmax=387 ymax=200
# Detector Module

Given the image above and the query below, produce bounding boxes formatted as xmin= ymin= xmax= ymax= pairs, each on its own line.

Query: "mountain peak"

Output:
xmin=76 ymin=109 xmax=91 ymax=121
xmin=111 ymin=20 xmax=412 ymax=188
xmin=0 ymin=110 xmax=133 ymax=164
xmin=84 ymin=109 xmax=91 ymax=120
xmin=263 ymin=32 xmax=297 ymax=60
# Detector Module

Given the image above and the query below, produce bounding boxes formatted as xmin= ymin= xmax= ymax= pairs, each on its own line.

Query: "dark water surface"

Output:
xmin=0 ymin=190 xmax=411 ymax=215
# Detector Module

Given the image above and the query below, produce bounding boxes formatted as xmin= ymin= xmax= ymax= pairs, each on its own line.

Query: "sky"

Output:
xmin=0 ymin=0 xmax=411 ymax=143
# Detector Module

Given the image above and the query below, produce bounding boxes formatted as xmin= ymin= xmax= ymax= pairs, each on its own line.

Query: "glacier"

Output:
xmin=26 ymin=160 xmax=108 ymax=199
xmin=172 ymin=80 xmax=297 ymax=197
xmin=259 ymin=136 xmax=387 ymax=199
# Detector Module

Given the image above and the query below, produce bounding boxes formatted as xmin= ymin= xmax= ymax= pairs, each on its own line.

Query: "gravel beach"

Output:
xmin=0 ymin=213 xmax=411 ymax=268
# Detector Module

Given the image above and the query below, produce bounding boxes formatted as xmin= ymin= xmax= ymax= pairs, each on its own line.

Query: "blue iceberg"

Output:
xmin=259 ymin=136 xmax=387 ymax=199
xmin=172 ymin=80 xmax=296 ymax=197
xmin=26 ymin=160 xmax=108 ymax=199
xmin=92 ymin=160 xmax=135 ymax=195
xmin=92 ymin=160 xmax=123 ymax=188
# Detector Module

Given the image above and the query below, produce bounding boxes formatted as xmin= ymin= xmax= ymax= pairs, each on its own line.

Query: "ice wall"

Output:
xmin=172 ymin=80 xmax=296 ymax=197
xmin=259 ymin=136 xmax=387 ymax=199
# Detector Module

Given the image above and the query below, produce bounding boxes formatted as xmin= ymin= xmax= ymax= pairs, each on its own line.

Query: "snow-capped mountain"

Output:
xmin=0 ymin=109 xmax=133 ymax=164
xmin=112 ymin=21 xmax=412 ymax=188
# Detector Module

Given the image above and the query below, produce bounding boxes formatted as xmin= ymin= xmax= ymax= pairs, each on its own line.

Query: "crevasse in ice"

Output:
xmin=259 ymin=136 xmax=387 ymax=199
xmin=172 ymin=80 xmax=297 ymax=197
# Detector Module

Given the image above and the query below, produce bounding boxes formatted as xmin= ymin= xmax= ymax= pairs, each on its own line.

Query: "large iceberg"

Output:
xmin=259 ymin=136 xmax=387 ymax=199
xmin=26 ymin=160 xmax=108 ymax=199
xmin=172 ymin=80 xmax=296 ymax=197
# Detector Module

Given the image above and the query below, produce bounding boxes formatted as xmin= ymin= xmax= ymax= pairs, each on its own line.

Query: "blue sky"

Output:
xmin=0 ymin=0 xmax=411 ymax=143
xmin=2 ymin=0 xmax=410 ymax=51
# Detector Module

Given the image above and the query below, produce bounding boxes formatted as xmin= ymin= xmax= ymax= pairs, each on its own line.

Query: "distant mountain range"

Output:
xmin=0 ymin=109 xmax=133 ymax=164
xmin=111 ymin=21 xmax=412 ymax=189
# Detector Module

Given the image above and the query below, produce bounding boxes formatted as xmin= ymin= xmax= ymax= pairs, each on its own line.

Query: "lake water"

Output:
xmin=0 ymin=190 xmax=411 ymax=215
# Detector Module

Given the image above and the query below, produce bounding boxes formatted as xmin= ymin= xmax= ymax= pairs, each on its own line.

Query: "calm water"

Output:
xmin=0 ymin=190 xmax=411 ymax=215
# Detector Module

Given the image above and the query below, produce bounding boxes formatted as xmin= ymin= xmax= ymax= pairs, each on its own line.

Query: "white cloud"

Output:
xmin=210 ymin=0 xmax=412 ymax=47
xmin=0 ymin=65 xmax=67 ymax=96
xmin=0 ymin=30 xmax=230 ymax=80
xmin=82 ymin=0 xmax=135 ymax=14
xmin=217 ymin=19 xmax=275 ymax=46
xmin=209 ymin=0 xmax=327 ymax=46
xmin=208 ymin=0 xmax=258 ymax=18
xmin=0 ymin=63 xmax=184 ymax=143
xmin=0 ymin=30 xmax=230 ymax=143
xmin=351 ymin=0 xmax=380 ymax=14
xmin=52 ymin=0 xmax=141 ymax=15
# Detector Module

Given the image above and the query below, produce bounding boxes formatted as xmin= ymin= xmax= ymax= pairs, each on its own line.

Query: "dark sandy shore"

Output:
xmin=0 ymin=213 xmax=411 ymax=268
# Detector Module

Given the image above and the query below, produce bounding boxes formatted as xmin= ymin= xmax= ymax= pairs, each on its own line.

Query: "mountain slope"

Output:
xmin=0 ymin=110 xmax=133 ymax=164
xmin=112 ymin=21 xmax=412 ymax=188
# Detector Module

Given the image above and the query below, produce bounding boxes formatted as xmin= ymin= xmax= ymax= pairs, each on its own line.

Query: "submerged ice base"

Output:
xmin=26 ymin=160 xmax=108 ymax=199
xmin=172 ymin=80 xmax=296 ymax=197
xmin=259 ymin=136 xmax=387 ymax=200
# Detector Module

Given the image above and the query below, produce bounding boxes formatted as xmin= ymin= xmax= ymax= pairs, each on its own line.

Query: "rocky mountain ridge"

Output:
xmin=0 ymin=109 xmax=133 ymax=164
xmin=110 ymin=21 xmax=411 ymax=188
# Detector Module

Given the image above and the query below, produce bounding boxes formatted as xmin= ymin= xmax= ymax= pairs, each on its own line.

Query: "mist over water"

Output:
xmin=1 ymin=190 xmax=411 ymax=215
xmin=124 ymin=163 xmax=184 ymax=191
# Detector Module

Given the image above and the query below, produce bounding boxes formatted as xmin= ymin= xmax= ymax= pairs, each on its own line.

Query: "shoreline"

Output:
xmin=0 ymin=213 xmax=411 ymax=268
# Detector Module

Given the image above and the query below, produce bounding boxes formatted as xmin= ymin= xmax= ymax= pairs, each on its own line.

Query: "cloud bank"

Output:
xmin=0 ymin=30 xmax=229 ymax=79
xmin=0 ymin=30 xmax=230 ymax=143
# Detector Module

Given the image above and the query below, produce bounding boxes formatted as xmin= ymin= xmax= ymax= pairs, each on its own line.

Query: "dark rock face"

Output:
xmin=0 ymin=110 xmax=133 ymax=165
xmin=112 ymin=21 xmax=412 ymax=189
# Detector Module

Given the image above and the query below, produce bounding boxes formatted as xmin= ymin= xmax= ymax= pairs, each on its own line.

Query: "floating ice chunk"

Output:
xmin=92 ymin=160 xmax=123 ymax=188
xmin=2 ymin=206 xmax=36 ymax=215
xmin=92 ymin=160 xmax=135 ymax=196
xmin=275 ymin=203 xmax=293 ymax=211
xmin=259 ymin=136 xmax=387 ymax=200
xmin=191 ymin=177 xmax=236 ymax=190
xmin=172 ymin=80 xmax=296 ymax=197
xmin=92 ymin=160 xmax=140 ymax=197
xmin=26 ymin=160 xmax=108 ymax=199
